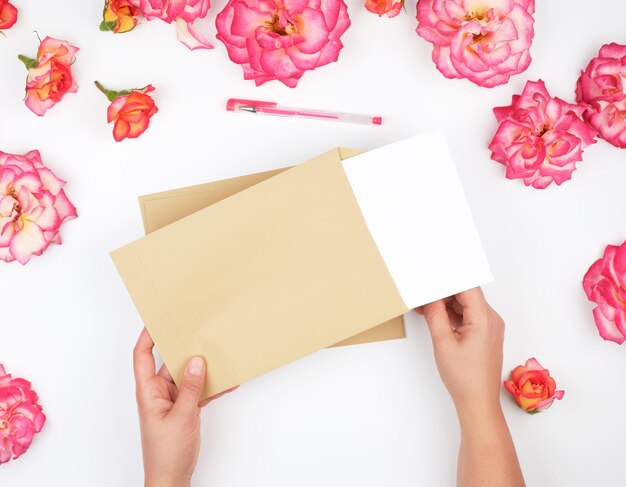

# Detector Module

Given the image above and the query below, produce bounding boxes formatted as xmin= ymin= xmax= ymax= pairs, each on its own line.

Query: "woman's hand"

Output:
xmin=419 ymin=288 xmax=525 ymax=487
xmin=419 ymin=287 xmax=504 ymax=416
xmin=133 ymin=328 xmax=210 ymax=487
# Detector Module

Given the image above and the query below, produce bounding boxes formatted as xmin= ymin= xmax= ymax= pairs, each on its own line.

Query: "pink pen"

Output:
xmin=226 ymin=98 xmax=382 ymax=126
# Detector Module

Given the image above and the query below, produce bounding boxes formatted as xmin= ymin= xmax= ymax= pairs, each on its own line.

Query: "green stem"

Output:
xmin=18 ymin=54 xmax=38 ymax=70
xmin=94 ymin=81 xmax=121 ymax=102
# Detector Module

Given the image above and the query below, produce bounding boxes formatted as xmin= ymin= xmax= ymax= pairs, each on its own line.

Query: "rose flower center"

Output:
xmin=464 ymin=10 xmax=486 ymax=22
xmin=266 ymin=13 xmax=297 ymax=36
xmin=6 ymin=186 xmax=21 ymax=219
xmin=529 ymin=379 xmax=545 ymax=396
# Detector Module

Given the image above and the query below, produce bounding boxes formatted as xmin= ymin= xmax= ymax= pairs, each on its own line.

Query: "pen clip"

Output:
xmin=226 ymin=98 xmax=278 ymax=112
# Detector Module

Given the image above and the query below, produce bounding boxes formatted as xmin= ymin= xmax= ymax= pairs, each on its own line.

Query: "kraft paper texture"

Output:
xmin=138 ymin=147 xmax=405 ymax=350
xmin=112 ymin=148 xmax=408 ymax=398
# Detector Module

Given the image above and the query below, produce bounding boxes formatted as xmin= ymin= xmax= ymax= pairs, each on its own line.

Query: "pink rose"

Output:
xmin=489 ymin=80 xmax=597 ymax=189
xmin=0 ymin=150 xmax=77 ymax=265
xmin=416 ymin=0 xmax=535 ymax=88
xmin=576 ymin=43 xmax=626 ymax=148
xmin=0 ymin=364 xmax=46 ymax=464
xmin=583 ymin=240 xmax=626 ymax=344
xmin=215 ymin=0 xmax=351 ymax=88
xmin=129 ymin=0 xmax=214 ymax=49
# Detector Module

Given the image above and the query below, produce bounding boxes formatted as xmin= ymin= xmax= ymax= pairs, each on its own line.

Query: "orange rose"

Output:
xmin=18 ymin=37 xmax=79 ymax=116
xmin=504 ymin=358 xmax=564 ymax=414
xmin=100 ymin=0 xmax=140 ymax=33
xmin=0 ymin=0 xmax=18 ymax=30
xmin=95 ymin=82 xmax=158 ymax=142
xmin=364 ymin=0 xmax=403 ymax=18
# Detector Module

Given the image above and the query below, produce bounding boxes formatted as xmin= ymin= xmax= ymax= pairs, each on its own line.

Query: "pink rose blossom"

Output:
xmin=215 ymin=0 xmax=351 ymax=88
xmin=416 ymin=0 xmax=535 ymax=87
xmin=129 ymin=0 xmax=214 ymax=49
xmin=0 ymin=150 xmax=77 ymax=265
xmin=0 ymin=364 xmax=46 ymax=464
xmin=489 ymin=80 xmax=597 ymax=189
xmin=576 ymin=43 xmax=626 ymax=148
xmin=583 ymin=240 xmax=626 ymax=344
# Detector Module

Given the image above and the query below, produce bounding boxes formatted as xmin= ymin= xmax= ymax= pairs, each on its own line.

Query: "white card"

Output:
xmin=342 ymin=129 xmax=493 ymax=308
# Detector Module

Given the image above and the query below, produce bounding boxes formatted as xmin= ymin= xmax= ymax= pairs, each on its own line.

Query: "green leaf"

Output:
xmin=99 ymin=20 xmax=117 ymax=32
xmin=18 ymin=54 xmax=38 ymax=70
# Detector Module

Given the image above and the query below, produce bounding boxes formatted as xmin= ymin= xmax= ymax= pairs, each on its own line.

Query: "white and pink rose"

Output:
xmin=0 ymin=151 xmax=77 ymax=265
xmin=416 ymin=0 xmax=535 ymax=88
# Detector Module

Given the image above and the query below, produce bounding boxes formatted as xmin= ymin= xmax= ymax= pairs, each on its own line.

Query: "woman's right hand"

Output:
xmin=418 ymin=287 xmax=505 ymax=416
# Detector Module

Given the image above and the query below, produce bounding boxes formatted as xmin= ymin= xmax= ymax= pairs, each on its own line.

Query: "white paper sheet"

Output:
xmin=341 ymin=129 xmax=493 ymax=308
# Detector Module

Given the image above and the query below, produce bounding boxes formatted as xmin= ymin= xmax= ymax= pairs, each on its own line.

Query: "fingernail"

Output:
xmin=187 ymin=357 xmax=204 ymax=376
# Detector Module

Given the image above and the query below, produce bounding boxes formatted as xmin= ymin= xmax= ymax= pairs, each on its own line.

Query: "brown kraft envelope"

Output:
xmin=138 ymin=147 xmax=405 ymax=349
xmin=112 ymin=148 xmax=409 ymax=398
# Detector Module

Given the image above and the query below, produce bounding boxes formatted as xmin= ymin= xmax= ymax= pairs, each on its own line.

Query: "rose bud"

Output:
xmin=100 ymin=0 xmax=140 ymax=33
xmin=365 ymin=0 xmax=403 ymax=18
xmin=95 ymin=81 xmax=159 ymax=142
xmin=504 ymin=358 xmax=564 ymax=414
xmin=18 ymin=36 xmax=79 ymax=116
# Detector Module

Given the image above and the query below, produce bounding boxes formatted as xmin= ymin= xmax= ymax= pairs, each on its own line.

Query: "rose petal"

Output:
xmin=9 ymin=220 xmax=49 ymax=265
xmin=175 ymin=17 xmax=214 ymax=50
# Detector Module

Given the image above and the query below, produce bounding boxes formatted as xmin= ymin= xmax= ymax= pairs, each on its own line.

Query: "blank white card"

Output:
xmin=342 ymin=129 xmax=493 ymax=308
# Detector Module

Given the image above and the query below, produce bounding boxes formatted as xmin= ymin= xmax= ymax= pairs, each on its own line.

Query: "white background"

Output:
xmin=1 ymin=0 xmax=625 ymax=485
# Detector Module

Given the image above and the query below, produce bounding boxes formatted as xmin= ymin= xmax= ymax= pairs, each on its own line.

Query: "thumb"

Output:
xmin=421 ymin=300 xmax=453 ymax=346
xmin=173 ymin=357 xmax=206 ymax=417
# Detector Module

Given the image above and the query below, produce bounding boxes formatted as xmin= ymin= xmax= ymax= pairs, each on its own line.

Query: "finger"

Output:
xmin=451 ymin=297 xmax=464 ymax=317
xmin=455 ymin=287 xmax=486 ymax=310
xmin=172 ymin=357 xmax=206 ymax=417
xmin=133 ymin=328 xmax=156 ymax=385
xmin=455 ymin=288 xmax=490 ymax=328
xmin=413 ymin=306 xmax=424 ymax=316
xmin=422 ymin=300 xmax=453 ymax=345
xmin=157 ymin=364 xmax=174 ymax=382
